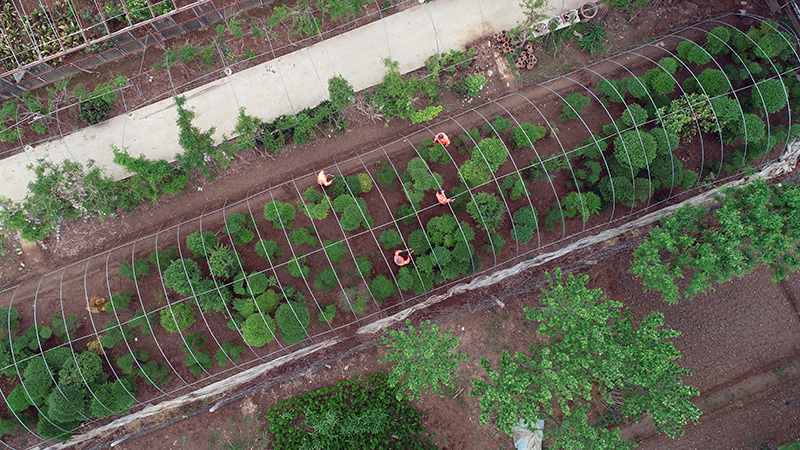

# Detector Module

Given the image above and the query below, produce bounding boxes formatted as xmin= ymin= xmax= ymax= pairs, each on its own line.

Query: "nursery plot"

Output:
xmin=0 ymin=13 xmax=798 ymax=446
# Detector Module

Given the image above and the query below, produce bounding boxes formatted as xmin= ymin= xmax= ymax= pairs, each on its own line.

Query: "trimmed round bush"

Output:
xmin=511 ymin=206 xmax=538 ymax=244
xmin=356 ymin=173 xmax=373 ymax=193
xmin=598 ymin=176 xmax=635 ymax=206
xmin=369 ymin=275 xmax=397 ymax=304
xmin=620 ymin=104 xmax=649 ymax=128
xmin=185 ymin=231 xmax=219 ymax=259
xmin=651 ymin=127 xmax=680 ymax=156
xmin=79 ymin=97 xmax=112 ymax=125
xmin=160 ymin=302 xmax=195 ymax=333
xmin=263 ymin=201 xmax=296 ymax=229
xmin=163 ymin=259 xmax=202 ymax=295
xmin=275 ymin=302 xmax=311 ymax=345
xmin=459 ymin=159 xmax=491 ymax=188
xmin=613 ymin=130 xmax=657 ymax=173
xmin=241 ymin=314 xmax=276 ymax=347
xmin=208 ymin=245 xmax=239 ymax=280
xmin=255 ymin=239 xmax=283 ymax=263
xmin=509 ymin=123 xmax=547 ymax=148
xmin=466 ymin=192 xmax=505 ymax=232
xmin=380 ymin=229 xmax=403 ymax=250
xmin=471 ymin=138 xmax=508 ymax=172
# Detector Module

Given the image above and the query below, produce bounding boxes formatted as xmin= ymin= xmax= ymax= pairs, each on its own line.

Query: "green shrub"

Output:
xmin=595 ymin=78 xmax=625 ymax=103
xmin=298 ymin=187 xmax=332 ymax=220
xmin=459 ymin=159 xmax=491 ymax=188
xmin=559 ymin=93 xmax=591 ymax=122
xmin=323 ymin=239 xmax=347 ymax=263
xmin=216 ymin=339 xmax=246 ymax=367
xmin=163 ymin=259 xmax=202 ymax=295
xmin=315 ymin=267 xmax=339 ymax=292
xmin=613 ymin=129 xmax=656 ymax=173
xmin=79 ymin=97 xmax=112 ymax=125
xmin=333 ymin=195 xmax=372 ymax=231
xmin=598 ymin=176 xmax=635 ymax=205
xmin=7 ymin=383 xmax=32 ymax=413
xmin=181 ymin=332 xmax=212 ymax=376
xmin=328 ymin=74 xmax=355 ymax=111
xmin=116 ymin=349 xmax=149 ymax=375
xmin=356 ymin=173 xmax=373 ymax=193
xmin=733 ymin=113 xmax=766 ymax=143
xmin=195 ymin=279 xmax=233 ymax=313
xmin=704 ymin=26 xmax=731 ymax=55
xmin=752 ymin=78 xmax=788 ymax=114
xmin=118 ymin=258 xmax=152 ymax=283
xmin=106 ymin=290 xmax=134 ymax=312
xmin=562 ymin=192 xmax=601 ymax=221
xmin=255 ymin=239 xmax=283 ymax=263
xmin=0 ymin=307 xmax=20 ymax=336
xmin=374 ymin=162 xmax=399 ymax=189
xmin=651 ymin=127 xmax=680 ymax=156
xmin=255 ymin=289 xmax=281 ymax=314
xmin=48 ymin=385 xmax=90 ymax=422
xmin=289 ymin=226 xmax=318 ymax=247
xmin=185 ymin=231 xmax=219 ymax=259
xmin=369 ymin=275 xmax=397 ymax=304
xmin=355 ymin=255 xmax=373 ymax=278
xmin=677 ymin=40 xmax=711 ymax=65
xmin=242 ymin=314 xmax=277 ymax=347
xmin=91 ymin=378 xmax=137 ymax=418
xmin=22 ymin=355 xmax=54 ymax=405
xmin=317 ymin=304 xmax=336 ymax=323
xmin=460 ymin=75 xmax=487 ymax=97
xmin=276 ymin=302 xmax=311 ymax=345
xmin=471 ymin=138 xmax=508 ymax=172
xmin=466 ymin=192 xmax=505 ymax=232
xmin=206 ymin=246 xmax=239 ymax=281
xmin=160 ymin=302 xmax=195 ymax=333
xmin=620 ymin=103 xmax=649 ymax=129
xmin=263 ymin=201 xmax=296 ymax=229
xmin=509 ymin=123 xmax=546 ymax=148
xmin=139 ymin=360 xmax=170 ymax=388
xmin=402 ymin=157 xmax=444 ymax=209
xmin=380 ymin=230 xmax=403 ymax=249
xmin=149 ymin=246 xmax=178 ymax=272
xmin=690 ymin=69 xmax=732 ymax=97
xmin=221 ymin=213 xmax=256 ymax=245
xmin=511 ymin=206 xmax=538 ymax=244
xmin=633 ymin=177 xmax=657 ymax=202
xmin=487 ymin=116 xmax=513 ymax=135
xmin=650 ymin=153 xmax=684 ymax=190
xmin=287 ymin=256 xmax=310 ymax=279
xmin=624 ymin=77 xmax=648 ymax=100
xmin=246 ymin=272 xmax=270 ymax=295
xmin=339 ymin=287 xmax=371 ymax=313
xmin=501 ymin=173 xmax=528 ymax=200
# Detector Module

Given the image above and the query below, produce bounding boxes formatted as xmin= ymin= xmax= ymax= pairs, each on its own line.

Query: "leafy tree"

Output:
xmin=245 ymin=272 xmax=271 ymax=295
xmin=0 ymin=307 xmax=20 ymax=336
xmin=466 ymin=192 xmax=506 ymax=232
xmin=677 ymin=40 xmax=711 ymax=65
xmin=216 ymin=339 xmax=246 ymax=366
xmin=181 ymin=332 xmax=212 ymax=376
xmin=118 ymin=258 xmax=152 ymax=283
xmin=221 ymin=213 xmax=256 ymax=245
xmin=402 ymin=157 xmax=444 ymax=209
xmin=185 ymin=231 xmax=219 ymax=259
xmin=314 ymin=267 xmax=339 ymax=292
xmin=254 ymin=239 xmax=284 ymax=263
xmin=163 ymin=259 xmax=202 ymax=295
xmin=332 ymin=194 xmax=373 ymax=231
xmin=595 ymin=78 xmax=625 ymax=103
xmin=511 ymin=206 xmax=538 ymax=244
xmin=22 ymin=355 xmax=55 ymax=405
xmin=59 ymin=351 xmax=105 ymax=387
xmin=7 ymin=383 xmax=32 ymax=413
xmin=317 ymin=304 xmax=336 ymax=323
xmin=685 ymin=69 xmax=732 ymax=97
xmin=275 ymin=302 xmax=311 ymax=345
xmin=631 ymin=180 xmax=800 ymax=302
xmin=355 ymin=255 xmax=373 ymax=278
xmin=704 ymin=26 xmax=731 ymax=55
xmin=613 ymin=129 xmax=656 ymax=173
xmin=263 ymin=200 xmax=296 ymax=229
xmin=559 ymin=93 xmax=591 ymax=122
xmin=91 ymin=378 xmax=137 ymax=418
xmin=328 ymin=74 xmax=355 ymax=111
xmin=471 ymin=269 xmax=701 ymax=442
xmin=380 ymin=230 xmax=403 ymax=249
xmin=369 ymin=275 xmax=397 ymax=303
xmin=372 ymin=58 xmax=422 ymax=121
xmin=47 ymin=385 xmax=90 ymax=423
xmin=598 ymin=176 xmax=635 ymax=206
xmin=255 ymin=289 xmax=281 ymax=314
xmin=160 ymin=302 xmax=195 ymax=333
xmin=207 ymin=245 xmax=240 ymax=280
xmin=620 ymin=103 xmax=648 ymax=129
xmin=380 ymin=319 xmax=467 ymax=401
xmin=458 ymin=158 xmax=491 ymax=188
xmin=297 ymin=187 xmax=332 ymax=220
xmin=323 ymin=240 xmax=347 ymax=263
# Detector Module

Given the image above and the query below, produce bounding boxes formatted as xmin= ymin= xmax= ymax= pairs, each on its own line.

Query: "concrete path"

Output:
xmin=0 ymin=0 xmax=585 ymax=203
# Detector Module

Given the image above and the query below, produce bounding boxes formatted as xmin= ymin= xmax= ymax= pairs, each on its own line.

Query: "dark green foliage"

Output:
xmin=22 ymin=355 xmax=55 ymax=405
xmin=559 ymin=93 xmax=591 ymax=122
xmin=374 ymin=162 xmax=399 ymax=189
xmin=634 ymin=177 xmax=657 ymax=202
xmin=578 ymin=23 xmax=607 ymax=56
xmin=595 ymin=78 xmax=625 ymax=103
xmin=255 ymin=239 xmax=284 ymax=263
xmin=149 ymin=246 xmax=179 ymax=272
xmin=333 ymin=194 xmax=373 ymax=231
xmin=0 ymin=307 xmax=20 ymax=336
xmin=624 ymin=77 xmax=648 ymax=100
xmin=339 ymin=286 xmax=371 ymax=314
xmin=37 ymin=412 xmax=79 ymax=441
xmin=620 ymin=103 xmax=649 ymax=129
xmin=116 ymin=349 xmax=149 ymax=375
xmin=483 ymin=232 xmax=506 ymax=255
xmin=160 ymin=302 xmax=195 ymax=333
xmin=686 ymin=69 xmax=732 ymax=97
xmin=246 ymin=272 xmax=270 ymax=296
xmin=488 ymin=116 xmax=513 ymax=135
xmin=323 ymin=239 xmax=347 ymax=263
xmin=79 ymin=97 xmax=112 ymax=125
xmin=380 ymin=229 xmax=403 ymax=249
xmin=255 ymin=289 xmax=281 ymax=315
xmin=298 ymin=187 xmax=332 ymax=220
xmin=216 ymin=339 xmax=246 ymax=366
xmin=118 ymin=258 xmax=152 ymax=283
xmin=369 ymin=275 xmax=397 ymax=303
xmin=105 ymin=290 xmax=133 ymax=312
xmin=509 ymin=123 xmax=547 ymax=149
xmin=264 ymin=372 xmax=436 ymax=449
xmin=185 ymin=231 xmax=219 ymax=259
xmin=598 ymin=176 xmax=635 ymax=206
xmin=139 ymin=360 xmax=170 ymax=388
xmin=726 ymin=113 xmax=766 ymax=143
xmin=208 ymin=245 xmax=240 ymax=280
xmin=314 ymin=267 xmax=339 ymax=292
xmin=372 ymin=58 xmax=432 ymax=121
xmin=704 ymin=26 xmax=731 ymax=55
xmin=194 ymin=279 xmax=233 ymax=313
xmin=650 ymin=153 xmax=685 ymax=190
xmin=752 ymin=78 xmax=788 ymax=114
xmin=613 ymin=129 xmax=656 ymax=173
xmin=562 ymin=192 xmax=602 ymax=221
xmin=651 ymin=127 xmax=680 ymax=156
xmin=355 ymin=255 xmax=373 ymax=278
xmin=328 ymin=74 xmax=356 ymax=111
xmin=163 ymin=259 xmax=202 ymax=295
xmin=47 ymin=385 xmax=90 ymax=423
xmin=173 ymin=96 xmax=224 ymax=181
xmin=511 ymin=206 xmax=538 ymax=244
xmin=58 ymin=351 xmax=104 ymax=387
xmin=129 ymin=308 xmax=155 ymax=336
xmin=91 ymin=378 xmax=137 ymax=418
xmin=221 ymin=213 xmax=257 ymax=245
xmin=275 ymin=302 xmax=311 ymax=345
xmin=263 ymin=201 xmax=296 ymax=229
xmin=7 ymin=383 xmax=32 ymax=413
xmin=677 ymin=40 xmax=711 ymax=65
xmin=650 ymin=71 xmax=677 ymax=96
xmin=501 ymin=172 xmax=528 ymax=200
xmin=52 ymin=314 xmax=81 ymax=342
xmin=466 ymin=192 xmax=505 ymax=232
xmin=402 ymin=157 xmax=444 ymax=209
xmin=0 ymin=419 xmax=17 ymax=438
xmin=289 ymin=226 xmax=318 ymax=248
xmin=181 ymin=332 xmax=212 ymax=376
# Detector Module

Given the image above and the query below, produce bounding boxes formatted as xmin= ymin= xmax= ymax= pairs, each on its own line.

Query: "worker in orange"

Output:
xmin=393 ymin=248 xmax=413 ymax=267
xmin=435 ymin=189 xmax=453 ymax=205
xmin=317 ymin=170 xmax=334 ymax=187
xmin=434 ymin=132 xmax=450 ymax=147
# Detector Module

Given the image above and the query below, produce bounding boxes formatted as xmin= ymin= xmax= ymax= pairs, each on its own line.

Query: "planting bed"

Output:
xmin=1 ymin=8 xmax=799 ymax=449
